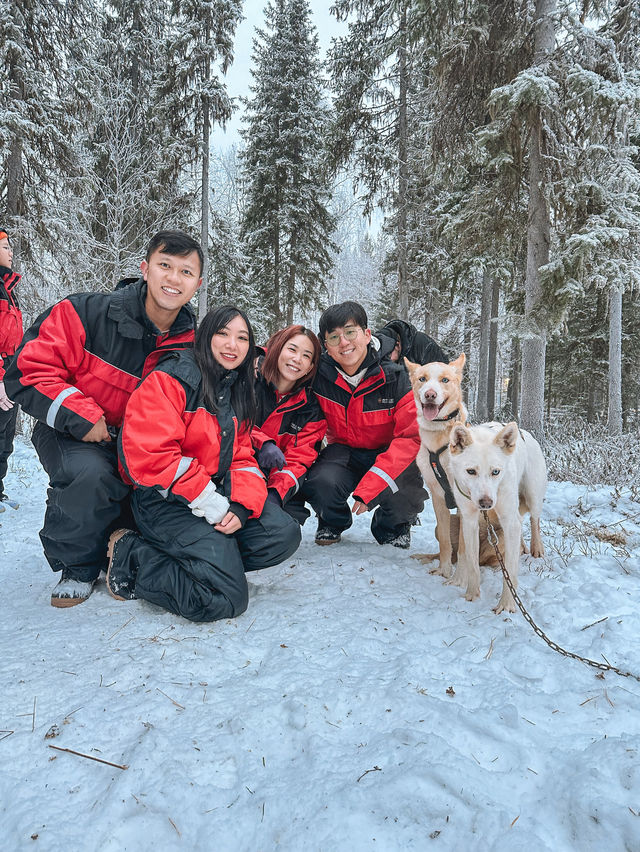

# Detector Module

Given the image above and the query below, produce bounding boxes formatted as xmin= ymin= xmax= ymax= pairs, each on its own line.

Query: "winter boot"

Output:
xmin=314 ymin=525 xmax=342 ymax=546
xmin=106 ymin=529 xmax=138 ymax=601
xmin=51 ymin=570 xmax=96 ymax=608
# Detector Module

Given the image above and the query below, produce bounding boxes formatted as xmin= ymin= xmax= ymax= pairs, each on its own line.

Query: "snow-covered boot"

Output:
xmin=50 ymin=570 xmax=96 ymax=608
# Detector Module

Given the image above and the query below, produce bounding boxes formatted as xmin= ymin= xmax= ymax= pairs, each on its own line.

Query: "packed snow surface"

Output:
xmin=1 ymin=439 xmax=639 ymax=851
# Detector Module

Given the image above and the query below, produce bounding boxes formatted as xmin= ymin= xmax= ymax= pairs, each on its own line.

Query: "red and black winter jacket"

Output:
xmin=312 ymin=346 xmax=420 ymax=508
xmin=252 ymin=374 xmax=327 ymax=503
xmin=0 ymin=266 xmax=23 ymax=382
xmin=119 ymin=350 xmax=266 ymax=521
xmin=4 ymin=278 xmax=195 ymax=439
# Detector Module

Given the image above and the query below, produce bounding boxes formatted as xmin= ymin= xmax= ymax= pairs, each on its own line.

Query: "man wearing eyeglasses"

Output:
xmin=301 ymin=301 xmax=426 ymax=548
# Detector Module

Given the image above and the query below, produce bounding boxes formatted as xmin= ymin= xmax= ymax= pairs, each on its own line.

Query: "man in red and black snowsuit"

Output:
xmin=0 ymin=226 xmax=23 ymax=512
xmin=301 ymin=301 xmax=427 ymax=548
xmin=4 ymin=230 xmax=202 ymax=607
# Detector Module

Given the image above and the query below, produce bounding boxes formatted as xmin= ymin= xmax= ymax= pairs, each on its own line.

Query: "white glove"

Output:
xmin=0 ymin=381 xmax=14 ymax=412
xmin=188 ymin=481 xmax=230 ymax=525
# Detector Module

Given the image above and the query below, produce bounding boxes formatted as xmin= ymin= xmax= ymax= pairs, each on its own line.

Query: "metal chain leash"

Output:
xmin=483 ymin=511 xmax=640 ymax=683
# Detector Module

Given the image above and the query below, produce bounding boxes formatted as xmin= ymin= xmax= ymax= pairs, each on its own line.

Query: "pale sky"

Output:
xmin=211 ymin=0 xmax=346 ymax=149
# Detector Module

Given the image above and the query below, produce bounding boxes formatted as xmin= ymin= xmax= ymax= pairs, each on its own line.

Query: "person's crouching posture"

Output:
xmin=108 ymin=306 xmax=301 ymax=622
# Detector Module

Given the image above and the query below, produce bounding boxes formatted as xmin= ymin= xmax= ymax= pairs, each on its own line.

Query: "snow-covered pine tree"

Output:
xmin=240 ymin=0 xmax=336 ymax=333
xmin=329 ymin=0 xmax=436 ymax=320
xmin=162 ymin=0 xmax=243 ymax=319
xmin=1 ymin=0 xmax=90 ymax=303
xmin=60 ymin=0 xmax=194 ymax=293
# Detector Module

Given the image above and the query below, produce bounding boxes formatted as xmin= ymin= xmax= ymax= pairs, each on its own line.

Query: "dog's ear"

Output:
xmin=494 ymin=421 xmax=519 ymax=454
xmin=450 ymin=424 xmax=472 ymax=455
xmin=448 ymin=353 xmax=466 ymax=374
xmin=404 ymin=356 xmax=417 ymax=375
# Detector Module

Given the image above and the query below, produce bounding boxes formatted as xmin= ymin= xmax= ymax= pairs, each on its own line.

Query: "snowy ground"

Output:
xmin=1 ymin=437 xmax=640 ymax=852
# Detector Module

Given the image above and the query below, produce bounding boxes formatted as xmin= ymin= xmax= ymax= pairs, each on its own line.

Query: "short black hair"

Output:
xmin=318 ymin=301 xmax=368 ymax=341
xmin=146 ymin=230 xmax=204 ymax=275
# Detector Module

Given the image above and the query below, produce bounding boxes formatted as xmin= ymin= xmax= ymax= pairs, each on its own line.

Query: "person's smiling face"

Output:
xmin=141 ymin=247 xmax=202 ymax=329
xmin=324 ymin=322 xmax=371 ymax=375
xmin=276 ymin=333 xmax=315 ymax=393
xmin=210 ymin=314 xmax=250 ymax=370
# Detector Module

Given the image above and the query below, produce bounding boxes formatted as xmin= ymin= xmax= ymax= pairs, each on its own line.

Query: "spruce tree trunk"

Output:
xmin=199 ymin=94 xmax=210 ymax=322
xmin=476 ymin=268 xmax=492 ymax=421
xmin=286 ymin=230 xmax=296 ymax=326
xmin=487 ymin=276 xmax=499 ymax=419
xmin=397 ymin=3 xmax=409 ymax=321
xmin=519 ymin=0 xmax=556 ymax=442
xmin=607 ymin=283 xmax=623 ymax=435
xmin=463 ymin=303 xmax=473 ymax=409
xmin=7 ymin=54 xmax=24 ymax=252
xmin=424 ymin=283 xmax=438 ymax=338
xmin=508 ymin=337 xmax=520 ymax=420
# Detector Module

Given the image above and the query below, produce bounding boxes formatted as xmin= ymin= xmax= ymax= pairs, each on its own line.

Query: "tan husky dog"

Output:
xmin=404 ymin=355 xmax=468 ymax=581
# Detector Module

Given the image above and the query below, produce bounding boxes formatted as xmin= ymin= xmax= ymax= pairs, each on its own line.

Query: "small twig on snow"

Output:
xmin=357 ymin=766 xmax=382 ymax=783
xmin=156 ymin=688 xmax=185 ymax=709
xmin=48 ymin=744 xmax=128 ymax=770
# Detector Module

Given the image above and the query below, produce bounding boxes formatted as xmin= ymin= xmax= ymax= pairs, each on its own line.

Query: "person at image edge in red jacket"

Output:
xmin=107 ymin=306 xmax=301 ymax=622
xmin=0 ymin=226 xmax=23 ymax=514
xmin=253 ymin=325 xmax=326 ymax=525
xmin=4 ymin=230 xmax=201 ymax=607
xmin=300 ymin=300 xmax=427 ymax=549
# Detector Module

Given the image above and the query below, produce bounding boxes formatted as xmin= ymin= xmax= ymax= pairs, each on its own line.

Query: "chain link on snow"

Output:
xmin=482 ymin=510 xmax=640 ymax=683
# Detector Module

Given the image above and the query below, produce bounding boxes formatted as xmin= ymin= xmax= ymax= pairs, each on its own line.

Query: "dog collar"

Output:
xmin=454 ymin=478 xmax=473 ymax=502
xmin=432 ymin=408 xmax=460 ymax=423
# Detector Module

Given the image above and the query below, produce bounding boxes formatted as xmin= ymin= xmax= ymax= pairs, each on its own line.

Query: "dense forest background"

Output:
xmin=2 ymin=0 xmax=639 ymax=440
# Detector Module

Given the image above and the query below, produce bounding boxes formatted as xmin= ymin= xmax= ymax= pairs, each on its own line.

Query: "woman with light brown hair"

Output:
xmin=253 ymin=324 xmax=326 ymax=524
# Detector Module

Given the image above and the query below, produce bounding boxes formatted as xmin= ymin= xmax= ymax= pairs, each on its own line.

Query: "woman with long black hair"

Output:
xmin=253 ymin=324 xmax=326 ymax=524
xmin=107 ymin=305 xmax=301 ymax=622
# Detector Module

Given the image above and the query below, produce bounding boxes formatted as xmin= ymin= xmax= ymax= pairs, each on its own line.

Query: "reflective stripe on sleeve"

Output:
xmin=281 ymin=469 xmax=299 ymax=493
xmin=46 ymin=387 xmax=81 ymax=428
xmin=158 ymin=455 xmax=194 ymax=498
xmin=236 ymin=466 xmax=265 ymax=479
xmin=369 ymin=466 xmax=398 ymax=493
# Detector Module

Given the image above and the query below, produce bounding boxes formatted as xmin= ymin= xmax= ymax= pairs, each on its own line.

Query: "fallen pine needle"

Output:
xmin=510 ymin=815 xmax=520 ymax=828
xmin=169 ymin=817 xmax=181 ymax=836
xmin=485 ymin=637 xmax=495 ymax=660
xmin=109 ymin=615 xmax=135 ymax=641
xmin=48 ymin=745 xmax=128 ymax=770
xmin=156 ymin=688 xmax=185 ymax=709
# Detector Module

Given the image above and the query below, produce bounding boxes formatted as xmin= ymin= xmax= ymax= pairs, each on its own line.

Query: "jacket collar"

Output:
xmin=318 ymin=343 xmax=381 ymax=385
xmin=0 ymin=266 xmax=20 ymax=293
xmin=107 ymin=278 xmax=196 ymax=339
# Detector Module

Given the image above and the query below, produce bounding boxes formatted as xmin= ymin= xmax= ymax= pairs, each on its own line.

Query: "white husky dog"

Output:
xmin=448 ymin=421 xmax=547 ymax=614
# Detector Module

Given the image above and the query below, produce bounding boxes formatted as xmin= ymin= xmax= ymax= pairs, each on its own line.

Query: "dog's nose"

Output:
xmin=479 ymin=496 xmax=493 ymax=509
xmin=424 ymin=389 xmax=436 ymax=401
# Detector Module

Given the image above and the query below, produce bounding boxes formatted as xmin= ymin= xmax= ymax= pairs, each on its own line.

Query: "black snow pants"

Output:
xmin=116 ymin=487 xmax=302 ymax=622
xmin=32 ymin=421 xmax=132 ymax=581
xmin=299 ymin=443 xmax=427 ymax=543
xmin=0 ymin=401 xmax=17 ymax=497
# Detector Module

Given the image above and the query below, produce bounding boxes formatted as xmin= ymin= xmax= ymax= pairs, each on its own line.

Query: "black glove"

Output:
xmin=258 ymin=441 xmax=286 ymax=472
xmin=265 ymin=489 xmax=282 ymax=506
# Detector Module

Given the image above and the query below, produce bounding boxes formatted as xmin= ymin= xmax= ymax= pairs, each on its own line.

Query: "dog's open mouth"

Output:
xmin=422 ymin=401 xmax=443 ymax=421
